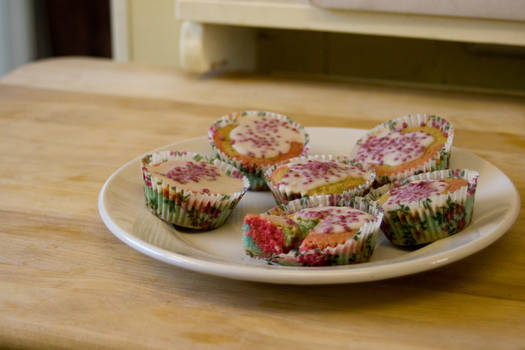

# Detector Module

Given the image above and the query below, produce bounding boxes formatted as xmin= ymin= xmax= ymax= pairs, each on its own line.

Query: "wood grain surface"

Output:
xmin=0 ymin=57 xmax=524 ymax=350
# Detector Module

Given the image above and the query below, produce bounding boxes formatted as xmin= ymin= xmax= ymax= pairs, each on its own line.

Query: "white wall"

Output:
xmin=0 ymin=0 xmax=37 ymax=77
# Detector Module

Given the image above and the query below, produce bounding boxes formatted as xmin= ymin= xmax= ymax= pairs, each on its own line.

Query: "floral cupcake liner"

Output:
xmin=241 ymin=171 xmax=268 ymax=192
xmin=208 ymin=110 xmax=310 ymax=191
xmin=141 ymin=151 xmax=249 ymax=230
xmin=264 ymin=154 xmax=376 ymax=205
xmin=266 ymin=195 xmax=384 ymax=266
xmin=366 ymin=168 xmax=479 ymax=246
xmin=351 ymin=114 xmax=454 ymax=186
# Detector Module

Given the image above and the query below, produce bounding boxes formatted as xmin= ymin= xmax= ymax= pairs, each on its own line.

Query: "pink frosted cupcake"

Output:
xmin=142 ymin=151 xmax=249 ymax=230
xmin=367 ymin=169 xmax=479 ymax=246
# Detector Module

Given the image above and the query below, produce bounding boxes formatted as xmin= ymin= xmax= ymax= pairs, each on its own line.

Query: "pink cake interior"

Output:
xmin=244 ymin=215 xmax=286 ymax=255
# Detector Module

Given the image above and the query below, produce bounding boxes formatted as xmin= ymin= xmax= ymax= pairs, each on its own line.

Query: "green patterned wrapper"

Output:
xmin=264 ymin=154 xmax=376 ymax=206
xmin=208 ymin=110 xmax=309 ymax=191
xmin=350 ymin=114 xmax=454 ymax=186
xmin=141 ymin=151 xmax=249 ymax=230
xmin=265 ymin=195 xmax=383 ymax=266
xmin=366 ymin=169 xmax=479 ymax=246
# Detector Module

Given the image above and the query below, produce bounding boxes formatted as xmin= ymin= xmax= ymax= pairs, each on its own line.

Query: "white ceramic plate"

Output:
xmin=98 ymin=127 xmax=520 ymax=284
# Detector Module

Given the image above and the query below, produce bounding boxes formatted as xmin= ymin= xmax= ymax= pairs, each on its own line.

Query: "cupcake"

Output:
xmin=350 ymin=114 xmax=454 ymax=185
xmin=242 ymin=196 xmax=383 ymax=266
xmin=141 ymin=151 xmax=249 ymax=230
xmin=209 ymin=110 xmax=309 ymax=191
xmin=265 ymin=154 xmax=375 ymax=205
xmin=367 ymin=169 xmax=479 ymax=246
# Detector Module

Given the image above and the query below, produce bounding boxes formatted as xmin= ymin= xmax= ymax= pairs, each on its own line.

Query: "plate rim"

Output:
xmin=98 ymin=127 xmax=521 ymax=284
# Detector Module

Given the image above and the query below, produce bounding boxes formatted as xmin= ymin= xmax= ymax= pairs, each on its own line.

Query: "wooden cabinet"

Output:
xmin=176 ymin=0 xmax=525 ymax=73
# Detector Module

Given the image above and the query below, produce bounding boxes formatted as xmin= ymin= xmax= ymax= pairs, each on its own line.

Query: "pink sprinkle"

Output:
xmin=229 ymin=116 xmax=300 ymax=158
xmin=354 ymin=130 xmax=433 ymax=166
xmin=275 ymin=161 xmax=363 ymax=187
xmin=164 ymin=161 xmax=220 ymax=185
xmin=386 ymin=180 xmax=448 ymax=206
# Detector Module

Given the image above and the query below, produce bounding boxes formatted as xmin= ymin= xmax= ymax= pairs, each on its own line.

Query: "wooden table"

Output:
xmin=1 ymin=58 xmax=523 ymax=349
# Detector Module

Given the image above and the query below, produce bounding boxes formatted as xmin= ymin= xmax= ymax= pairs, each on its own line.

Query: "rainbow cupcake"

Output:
xmin=242 ymin=195 xmax=383 ymax=266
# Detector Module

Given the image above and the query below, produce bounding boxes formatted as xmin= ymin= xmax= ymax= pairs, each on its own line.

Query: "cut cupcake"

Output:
xmin=141 ymin=151 xmax=249 ymax=230
xmin=367 ymin=169 xmax=479 ymax=246
xmin=351 ymin=114 xmax=454 ymax=185
xmin=242 ymin=214 xmax=306 ymax=258
xmin=265 ymin=155 xmax=375 ymax=204
xmin=242 ymin=196 xmax=383 ymax=266
xmin=209 ymin=110 xmax=309 ymax=190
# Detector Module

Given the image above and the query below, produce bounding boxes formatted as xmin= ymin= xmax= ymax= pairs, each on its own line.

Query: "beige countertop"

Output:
xmin=0 ymin=57 xmax=523 ymax=349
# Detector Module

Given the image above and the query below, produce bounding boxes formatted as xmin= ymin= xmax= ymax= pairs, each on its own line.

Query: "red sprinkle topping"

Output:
xmin=164 ymin=161 xmax=220 ymax=184
xmin=385 ymin=180 xmax=448 ymax=206
xmin=294 ymin=207 xmax=371 ymax=234
xmin=231 ymin=117 xmax=300 ymax=158
xmin=276 ymin=160 xmax=363 ymax=187
xmin=354 ymin=130 xmax=433 ymax=166
xmin=314 ymin=210 xmax=370 ymax=234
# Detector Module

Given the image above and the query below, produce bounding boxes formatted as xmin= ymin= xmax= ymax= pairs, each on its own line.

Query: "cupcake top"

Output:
xmin=351 ymin=115 xmax=453 ymax=182
xmin=353 ymin=128 xmax=437 ymax=167
xmin=376 ymin=178 xmax=468 ymax=210
xmin=229 ymin=114 xmax=304 ymax=159
xmin=353 ymin=126 xmax=446 ymax=169
xmin=270 ymin=158 xmax=368 ymax=195
xmin=291 ymin=206 xmax=373 ymax=235
xmin=146 ymin=159 xmax=246 ymax=195
xmin=209 ymin=111 xmax=308 ymax=170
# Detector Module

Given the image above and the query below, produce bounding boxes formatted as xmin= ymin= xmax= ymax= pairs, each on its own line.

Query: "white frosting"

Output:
xmin=229 ymin=115 xmax=304 ymax=159
xmin=274 ymin=159 xmax=366 ymax=194
xmin=148 ymin=160 xmax=245 ymax=194
xmin=355 ymin=129 xmax=434 ymax=167
xmin=292 ymin=207 xmax=373 ymax=234
xmin=383 ymin=180 xmax=449 ymax=208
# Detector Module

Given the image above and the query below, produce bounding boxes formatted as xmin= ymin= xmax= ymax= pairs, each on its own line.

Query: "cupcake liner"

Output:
xmin=141 ymin=151 xmax=249 ymax=230
xmin=266 ymin=195 xmax=384 ymax=266
xmin=242 ymin=171 xmax=268 ymax=192
xmin=208 ymin=110 xmax=310 ymax=191
xmin=366 ymin=169 xmax=479 ymax=246
xmin=264 ymin=154 xmax=376 ymax=205
xmin=351 ymin=114 xmax=454 ymax=186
